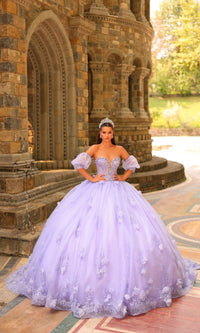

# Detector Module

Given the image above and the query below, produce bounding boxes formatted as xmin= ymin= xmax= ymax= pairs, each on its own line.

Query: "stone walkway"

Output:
xmin=0 ymin=138 xmax=200 ymax=332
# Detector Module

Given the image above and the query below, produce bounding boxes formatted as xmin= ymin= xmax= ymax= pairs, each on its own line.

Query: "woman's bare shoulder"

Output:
xmin=116 ymin=145 xmax=129 ymax=159
xmin=116 ymin=145 xmax=126 ymax=153
xmin=86 ymin=144 xmax=99 ymax=157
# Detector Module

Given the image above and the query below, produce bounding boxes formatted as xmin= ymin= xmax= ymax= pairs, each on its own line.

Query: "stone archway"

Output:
xmin=26 ymin=11 xmax=76 ymax=169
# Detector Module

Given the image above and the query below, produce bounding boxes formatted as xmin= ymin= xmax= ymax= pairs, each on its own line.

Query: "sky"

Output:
xmin=151 ymin=0 xmax=162 ymax=17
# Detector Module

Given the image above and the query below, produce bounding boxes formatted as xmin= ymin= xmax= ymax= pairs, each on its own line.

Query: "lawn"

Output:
xmin=149 ymin=96 xmax=200 ymax=128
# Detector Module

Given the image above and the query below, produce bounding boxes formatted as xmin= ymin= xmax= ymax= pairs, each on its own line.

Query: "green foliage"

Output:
xmin=173 ymin=71 xmax=192 ymax=96
xmin=151 ymin=0 xmax=200 ymax=96
xmin=150 ymin=96 xmax=200 ymax=128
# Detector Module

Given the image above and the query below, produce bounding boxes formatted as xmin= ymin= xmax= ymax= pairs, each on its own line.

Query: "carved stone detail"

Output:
xmin=89 ymin=0 xmax=109 ymax=16
xmin=119 ymin=0 xmax=136 ymax=21
xmin=70 ymin=16 xmax=96 ymax=35
xmin=89 ymin=62 xmax=110 ymax=73
xmin=85 ymin=13 xmax=153 ymax=37
xmin=26 ymin=13 xmax=76 ymax=165
xmin=13 ymin=0 xmax=31 ymax=6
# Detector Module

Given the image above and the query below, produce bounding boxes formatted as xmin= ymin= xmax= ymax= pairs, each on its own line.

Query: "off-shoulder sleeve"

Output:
xmin=71 ymin=152 xmax=92 ymax=170
xmin=122 ymin=155 xmax=140 ymax=172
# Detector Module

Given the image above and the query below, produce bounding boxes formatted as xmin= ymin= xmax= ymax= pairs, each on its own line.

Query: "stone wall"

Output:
xmin=0 ymin=0 xmax=153 ymax=229
xmin=0 ymin=0 xmax=153 ymax=167
xmin=0 ymin=0 xmax=27 ymax=155
xmin=85 ymin=0 xmax=153 ymax=162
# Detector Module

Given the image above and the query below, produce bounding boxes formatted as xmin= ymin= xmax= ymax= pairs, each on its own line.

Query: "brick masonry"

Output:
xmin=0 ymin=0 xmax=27 ymax=156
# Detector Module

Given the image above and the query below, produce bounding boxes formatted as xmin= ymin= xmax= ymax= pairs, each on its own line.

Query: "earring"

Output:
xmin=100 ymin=134 xmax=102 ymax=139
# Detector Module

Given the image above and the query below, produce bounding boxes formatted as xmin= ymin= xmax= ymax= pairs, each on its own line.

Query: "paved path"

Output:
xmin=152 ymin=136 xmax=200 ymax=168
xmin=0 ymin=138 xmax=200 ymax=332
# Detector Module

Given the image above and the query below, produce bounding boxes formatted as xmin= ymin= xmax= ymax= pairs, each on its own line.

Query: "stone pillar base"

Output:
xmin=117 ymin=108 xmax=133 ymax=118
xmin=139 ymin=109 xmax=150 ymax=118
xmin=137 ymin=15 xmax=149 ymax=24
xmin=119 ymin=3 xmax=136 ymax=21
xmin=89 ymin=2 xmax=109 ymax=15
xmin=90 ymin=108 xmax=108 ymax=119
xmin=0 ymin=153 xmax=34 ymax=171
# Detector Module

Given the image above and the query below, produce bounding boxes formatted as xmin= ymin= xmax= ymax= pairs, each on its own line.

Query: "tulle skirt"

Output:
xmin=6 ymin=180 xmax=199 ymax=318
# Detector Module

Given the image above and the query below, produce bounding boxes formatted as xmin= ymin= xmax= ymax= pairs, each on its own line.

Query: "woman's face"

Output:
xmin=100 ymin=126 xmax=113 ymax=142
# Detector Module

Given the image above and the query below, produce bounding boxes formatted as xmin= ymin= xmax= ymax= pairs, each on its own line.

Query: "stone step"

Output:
xmin=137 ymin=156 xmax=168 ymax=172
xmin=0 ymin=223 xmax=45 ymax=257
xmin=128 ymin=160 xmax=186 ymax=192
xmin=0 ymin=170 xmax=81 ymax=207
xmin=0 ymin=188 xmax=74 ymax=229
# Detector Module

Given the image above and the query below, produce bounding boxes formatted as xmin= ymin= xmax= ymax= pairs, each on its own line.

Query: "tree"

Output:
xmin=151 ymin=0 xmax=200 ymax=96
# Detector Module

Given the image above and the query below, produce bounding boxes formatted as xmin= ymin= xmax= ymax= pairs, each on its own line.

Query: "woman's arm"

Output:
xmin=119 ymin=146 xmax=130 ymax=160
xmin=76 ymin=145 xmax=106 ymax=183
xmin=114 ymin=146 xmax=134 ymax=181
xmin=77 ymin=168 xmax=106 ymax=183
xmin=114 ymin=169 xmax=133 ymax=181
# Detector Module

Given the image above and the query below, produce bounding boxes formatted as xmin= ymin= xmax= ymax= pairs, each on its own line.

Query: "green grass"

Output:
xmin=149 ymin=96 xmax=200 ymax=128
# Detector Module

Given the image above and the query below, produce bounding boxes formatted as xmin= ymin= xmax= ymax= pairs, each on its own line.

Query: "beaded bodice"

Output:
xmin=95 ymin=157 xmax=120 ymax=181
xmin=71 ymin=152 xmax=140 ymax=181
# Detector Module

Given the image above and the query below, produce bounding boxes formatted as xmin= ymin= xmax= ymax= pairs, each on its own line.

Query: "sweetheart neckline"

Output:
xmin=94 ymin=156 xmax=120 ymax=165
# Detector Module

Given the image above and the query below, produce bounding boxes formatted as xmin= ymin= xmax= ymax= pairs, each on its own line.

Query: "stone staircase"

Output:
xmin=127 ymin=156 xmax=186 ymax=192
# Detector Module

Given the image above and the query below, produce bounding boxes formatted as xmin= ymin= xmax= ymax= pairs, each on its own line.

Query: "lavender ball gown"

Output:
xmin=6 ymin=153 xmax=199 ymax=318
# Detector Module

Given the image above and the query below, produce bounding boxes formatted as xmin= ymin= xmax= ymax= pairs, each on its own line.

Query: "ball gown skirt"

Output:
xmin=6 ymin=153 xmax=199 ymax=319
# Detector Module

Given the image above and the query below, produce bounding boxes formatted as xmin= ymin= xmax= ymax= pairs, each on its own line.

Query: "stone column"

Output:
xmin=145 ymin=0 xmax=151 ymax=23
xmin=89 ymin=0 xmax=109 ymax=15
xmin=116 ymin=64 xmax=135 ymax=117
xmin=78 ymin=1 xmax=84 ymax=17
xmin=130 ymin=0 xmax=147 ymax=23
xmin=89 ymin=62 xmax=110 ymax=118
xmin=70 ymin=17 xmax=96 ymax=151
xmin=0 ymin=0 xmax=32 ymax=170
xmin=144 ymin=70 xmax=152 ymax=118
xmin=119 ymin=0 xmax=136 ymax=20
xmin=131 ymin=67 xmax=150 ymax=118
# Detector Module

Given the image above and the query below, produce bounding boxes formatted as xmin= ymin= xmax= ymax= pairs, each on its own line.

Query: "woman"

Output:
xmin=6 ymin=117 xmax=199 ymax=318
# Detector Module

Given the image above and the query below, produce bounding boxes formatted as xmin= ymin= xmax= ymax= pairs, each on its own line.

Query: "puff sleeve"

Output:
xmin=71 ymin=152 xmax=92 ymax=170
xmin=122 ymin=155 xmax=140 ymax=172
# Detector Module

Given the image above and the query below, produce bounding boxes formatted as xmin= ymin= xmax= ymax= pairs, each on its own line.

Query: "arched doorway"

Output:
xmin=26 ymin=11 xmax=76 ymax=169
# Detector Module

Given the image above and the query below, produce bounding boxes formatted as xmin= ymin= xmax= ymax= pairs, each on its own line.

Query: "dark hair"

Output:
xmin=97 ymin=122 xmax=116 ymax=145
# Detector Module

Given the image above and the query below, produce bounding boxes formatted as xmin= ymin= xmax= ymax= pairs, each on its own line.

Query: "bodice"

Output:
xmin=95 ymin=157 xmax=121 ymax=181
xmin=71 ymin=152 xmax=140 ymax=181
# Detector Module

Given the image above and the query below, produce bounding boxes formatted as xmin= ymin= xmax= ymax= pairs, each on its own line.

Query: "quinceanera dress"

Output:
xmin=6 ymin=153 xmax=199 ymax=318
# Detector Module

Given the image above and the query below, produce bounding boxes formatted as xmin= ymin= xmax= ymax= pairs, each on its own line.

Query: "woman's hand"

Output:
xmin=92 ymin=174 xmax=106 ymax=183
xmin=114 ymin=173 xmax=125 ymax=181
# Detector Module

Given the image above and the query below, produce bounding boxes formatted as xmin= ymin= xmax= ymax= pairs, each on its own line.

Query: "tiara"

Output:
xmin=99 ymin=117 xmax=114 ymax=129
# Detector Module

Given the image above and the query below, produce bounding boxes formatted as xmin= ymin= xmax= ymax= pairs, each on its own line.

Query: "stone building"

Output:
xmin=0 ymin=0 xmax=185 ymax=255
